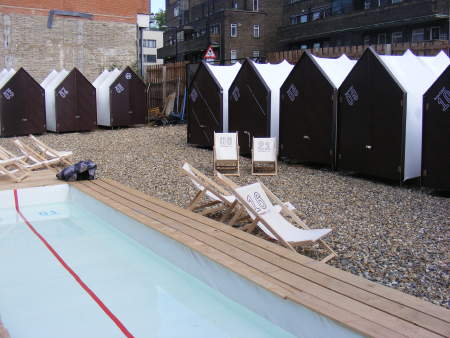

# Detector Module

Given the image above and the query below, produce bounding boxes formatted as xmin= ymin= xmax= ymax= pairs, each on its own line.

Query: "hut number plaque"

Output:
xmin=125 ymin=72 xmax=132 ymax=80
xmin=115 ymin=83 xmax=125 ymax=94
xmin=190 ymin=88 xmax=198 ymax=102
xmin=58 ymin=87 xmax=69 ymax=98
xmin=434 ymin=86 xmax=450 ymax=112
xmin=2 ymin=88 xmax=14 ymax=100
xmin=287 ymin=83 xmax=299 ymax=102
xmin=232 ymin=86 xmax=240 ymax=102
xmin=344 ymin=86 xmax=359 ymax=106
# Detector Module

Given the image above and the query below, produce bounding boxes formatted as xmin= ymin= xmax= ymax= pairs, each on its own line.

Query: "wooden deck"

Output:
xmin=71 ymin=178 xmax=449 ymax=338
xmin=1 ymin=175 xmax=449 ymax=337
xmin=0 ymin=169 xmax=59 ymax=191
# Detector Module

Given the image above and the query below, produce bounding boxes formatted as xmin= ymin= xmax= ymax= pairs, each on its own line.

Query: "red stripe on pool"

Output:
xmin=13 ymin=189 xmax=134 ymax=338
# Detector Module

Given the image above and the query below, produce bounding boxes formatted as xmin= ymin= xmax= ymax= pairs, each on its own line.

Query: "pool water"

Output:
xmin=0 ymin=186 xmax=295 ymax=338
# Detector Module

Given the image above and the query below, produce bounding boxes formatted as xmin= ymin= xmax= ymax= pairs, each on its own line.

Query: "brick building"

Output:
xmin=279 ymin=0 xmax=449 ymax=50
xmin=158 ymin=0 xmax=282 ymax=62
xmin=0 ymin=0 xmax=148 ymax=81
xmin=158 ymin=0 xmax=449 ymax=62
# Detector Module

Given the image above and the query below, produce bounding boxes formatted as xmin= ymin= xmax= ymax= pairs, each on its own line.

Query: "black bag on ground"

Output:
xmin=56 ymin=160 xmax=97 ymax=182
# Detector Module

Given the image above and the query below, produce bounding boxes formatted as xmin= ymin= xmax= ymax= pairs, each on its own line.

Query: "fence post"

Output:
xmin=162 ymin=65 xmax=167 ymax=109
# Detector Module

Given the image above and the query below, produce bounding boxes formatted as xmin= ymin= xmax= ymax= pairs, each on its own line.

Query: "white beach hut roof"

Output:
xmin=311 ymin=54 xmax=357 ymax=89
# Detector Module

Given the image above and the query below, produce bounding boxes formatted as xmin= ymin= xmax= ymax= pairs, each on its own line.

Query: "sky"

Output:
xmin=151 ymin=0 xmax=165 ymax=13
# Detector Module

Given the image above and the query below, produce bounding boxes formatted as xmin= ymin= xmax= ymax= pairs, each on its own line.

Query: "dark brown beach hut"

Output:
xmin=279 ymin=52 xmax=355 ymax=168
xmin=187 ymin=61 xmax=241 ymax=147
xmin=422 ymin=65 xmax=450 ymax=190
xmin=0 ymin=68 xmax=45 ymax=137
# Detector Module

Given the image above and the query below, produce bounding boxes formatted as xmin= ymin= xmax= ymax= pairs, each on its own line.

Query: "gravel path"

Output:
xmin=1 ymin=124 xmax=449 ymax=309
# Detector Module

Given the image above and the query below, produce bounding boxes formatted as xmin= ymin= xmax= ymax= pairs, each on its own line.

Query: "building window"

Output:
xmin=364 ymin=0 xmax=371 ymax=9
xmin=300 ymin=15 xmax=308 ymax=23
xmin=378 ymin=32 xmax=386 ymax=44
xmin=144 ymin=55 xmax=157 ymax=63
xmin=412 ymin=29 xmax=424 ymax=42
xmin=431 ymin=27 xmax=440 ymax=40
xmin=143 ymin=39 xmax=156 ymax=48
xmin=230 ymin=24 xmax=237 ymax=37
xmin=253 ymin=25 xmax=260 ymax=38
xmin=313 ymin=42 xmax=321 ymax=49
xmin=312 ymin=11 xmax=321 ymax=21
xmin=300 ymin=44 xmax=308 ymax=50
xmin=174 ymin=6 xmax=180 ymax=16
xmin=391 ymin=0 xmax=403 ymax=4
xmin=230 ymin=50 xmax=237 ymax=63
xmin=210 ymin=24 xmax=220 ymax=35
xmin=232 ymin=0 xmax=238 ymax=8
xmin=253 ymin=0 xmax=259 ymax=11
xmin=252 ymin=50 xmax=260 ymax=59
xmin=392 ymin=31 xmax=403 ymax=43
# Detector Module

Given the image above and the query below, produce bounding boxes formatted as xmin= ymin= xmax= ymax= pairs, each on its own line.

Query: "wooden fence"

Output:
xmin=146 ymin=61 xmax=188 ymax=118
xmin=267 ymin=41 xmax=450 ymax=64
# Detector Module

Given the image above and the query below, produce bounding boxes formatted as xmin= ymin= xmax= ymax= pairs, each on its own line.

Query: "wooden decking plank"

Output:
xmin=74 ymin=181 xmax=407 ymax=338
xmin=0 ymin=169 xmax=59 ymax=191
xmin=83 ymin=181 xmax=438 ymax=338
xmin=93 ymin=179 xmax=450 ymax=336
xmin=101 ymin=177 xmax=450 ymax=324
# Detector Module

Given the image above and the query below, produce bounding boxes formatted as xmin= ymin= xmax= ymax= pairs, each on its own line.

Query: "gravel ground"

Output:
xmin=1 ymin=124 xmax=449 ymax=309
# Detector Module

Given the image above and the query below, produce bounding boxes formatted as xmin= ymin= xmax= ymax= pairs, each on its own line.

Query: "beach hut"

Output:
xmin=41 ymin=68 xmax=96 ymax=132
xmin=0 ymin=68 xmax=45 ymax=137
xmin=187 ymin=61 xmax=241 ymax=147
xmin=228 ymin=59 xmax=293 ymax=154
xmin=337 ymin=48 xmax=449 ymax=181
xmin=422 ymin=64 xmax=450 ymax=190
xmin=93 ymin=67 xmax=147 ymax=127
xmin=279 ymin=52 xmax=356 ymax=168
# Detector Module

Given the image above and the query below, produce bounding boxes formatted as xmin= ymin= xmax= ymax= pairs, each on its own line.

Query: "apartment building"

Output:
xmin=143 ymin=29 xmax=164 ymax=66
xmin=0 ymin=0 xmax=148 ymax=81
xmin=158 ymin=0 xmax=282 ymax=62
xmin=159 ymin=0 xmax=449 ymax=62
xmin=279 ymin=0 xmax=449 ymax=50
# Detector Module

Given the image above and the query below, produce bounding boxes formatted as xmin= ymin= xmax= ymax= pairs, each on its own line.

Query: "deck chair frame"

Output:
xmin=13 ymin=139 xmax=60 ymax=170
xmin=213 ymin=132 xmax=240 ymax=176
xmin=217 ymin=175 xmax=336 ymax=263
xmin=251 ymin=137 xmax=278 ymax=176
xmin=181 ymin=163 xmax=238 ymax=221
xmin=28 ymin=135 xmax=72 ymax=166
xmin=0 ymin=156 xmax=29 ymax=183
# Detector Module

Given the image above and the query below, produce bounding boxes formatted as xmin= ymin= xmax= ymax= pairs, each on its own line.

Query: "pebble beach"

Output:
xmin=1 ymin=124 xmax=448 ymax=309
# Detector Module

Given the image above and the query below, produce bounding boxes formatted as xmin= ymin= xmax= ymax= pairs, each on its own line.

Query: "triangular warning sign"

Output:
xmin=203 ymin=45 xmax=216 ymax=60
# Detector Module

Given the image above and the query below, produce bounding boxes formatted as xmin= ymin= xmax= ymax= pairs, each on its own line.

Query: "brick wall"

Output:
xmin=0 ymin=13 xmax=138 ymax=82
xmin=0 ymin=0 xmax=148 ymax=23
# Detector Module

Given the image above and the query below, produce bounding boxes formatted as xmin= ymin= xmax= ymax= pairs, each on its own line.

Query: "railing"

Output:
xmin=267 ymin=41 xmax=450 ymax=63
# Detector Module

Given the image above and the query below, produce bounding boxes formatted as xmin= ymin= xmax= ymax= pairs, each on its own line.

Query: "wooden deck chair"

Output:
xmin=181 ymin=163 xmax=238 ymax=221
xmin=28 ymin=135 xmax=73 ymax=166
xmin=252 ymin=137 xmax=278 ymax=176
xmin=217 ymin=177 xmax=336 ymax=263
xmin=213 ymin=132 xmax=240 ymax=176
xmin=0 ymin=155 xmax=29 ymax=183
xmin=13 ymin=139 xmax=62 ymax=170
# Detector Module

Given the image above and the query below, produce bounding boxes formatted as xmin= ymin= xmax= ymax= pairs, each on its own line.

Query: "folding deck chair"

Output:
xmin=217 ymin=175 xmax=336 ymax=263
xmin=13 ymin=139 xmax=63 ymax=170
xmin=0 ymin=147 xmax=29 ymax=182
xmin=252 ymin=137 xmax=278 ymax=175
xmin=181 ymin=162 xmax=238 ymax=220
xmin=28 ymin=135 xmax=73 ymax=166
xmin=213 ymin=132 xmax=240 ymax=176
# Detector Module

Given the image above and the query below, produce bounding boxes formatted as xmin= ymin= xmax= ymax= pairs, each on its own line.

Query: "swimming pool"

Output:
xmin=0 ymin=184 xmax=362 ymax=338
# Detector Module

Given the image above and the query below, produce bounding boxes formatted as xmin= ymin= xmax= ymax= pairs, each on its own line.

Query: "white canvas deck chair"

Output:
xmin=213 ymin=132 xmax=240 ymax=176
xmin=28 ymin=135 xmax=73 ymax=166
xmin=181 ymin=163 xmax=238 ymax=220
xmin=13 ymin=139 xmax=63 ymax=170
xmin=218 ymin=176 xmax=336 ymax=263
xmin=252 ymin=137 xmax=278 ymax=175
xmin=0 ymin=146 xmax=29 ymax=182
